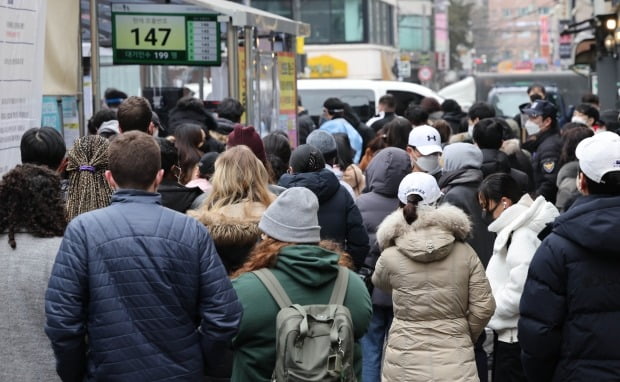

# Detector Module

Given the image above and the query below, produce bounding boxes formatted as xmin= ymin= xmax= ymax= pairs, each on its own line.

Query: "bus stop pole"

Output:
xmin=244 ymin=26 xmax=253 ymax=127
xmin=89 ymin=0 xmax=101 ymax=114
xmin=227 ymin=23 xmax=239 ymax=100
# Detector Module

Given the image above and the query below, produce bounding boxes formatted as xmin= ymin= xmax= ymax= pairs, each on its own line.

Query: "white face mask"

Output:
xmin=571 ymin=116 xmax=588 ymax=125
xmin=524 ymin=120 xmax=540 ymax=135
xmin=414 ymin=154 xmax=441 ymax=174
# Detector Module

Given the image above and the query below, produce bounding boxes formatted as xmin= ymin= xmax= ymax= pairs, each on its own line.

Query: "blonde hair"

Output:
xmin=202 ymin=145 xmax=274 ymax=210
xmin=65 ymin=135 xmax=113 ymax=221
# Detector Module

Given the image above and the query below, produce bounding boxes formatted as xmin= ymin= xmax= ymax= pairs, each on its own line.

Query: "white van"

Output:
xmin=297 ymin=79 xmax=443 ymax=123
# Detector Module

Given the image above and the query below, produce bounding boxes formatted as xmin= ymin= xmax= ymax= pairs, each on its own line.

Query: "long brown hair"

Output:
xmin=231 ymin=237 xmax=353 ymax=278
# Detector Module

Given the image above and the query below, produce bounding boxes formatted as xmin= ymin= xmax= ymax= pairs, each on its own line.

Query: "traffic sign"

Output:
xmin=112 ymin=4 xmax=221 ymax=66
xmin=418 ymin=66 xmax=433 ymax=82
xmin=398 ymin=60 xmax=411 ymax=78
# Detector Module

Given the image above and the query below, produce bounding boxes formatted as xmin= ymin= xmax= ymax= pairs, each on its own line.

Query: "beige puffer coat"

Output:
xmin=372 ymin=204 xmax=495 ymax=382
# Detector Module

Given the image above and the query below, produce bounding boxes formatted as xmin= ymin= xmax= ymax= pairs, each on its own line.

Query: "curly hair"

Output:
xmin=65 ymin=135 xmax=113 ymax=221
xmin=0 ymin=164 xmax=67 ymax=248
xmin=231 ymin=237 xmax=353 ymax=278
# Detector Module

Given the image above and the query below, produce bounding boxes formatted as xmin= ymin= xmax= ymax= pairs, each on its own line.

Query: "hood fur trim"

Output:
xmin=189 ymin=202 xmax=266 ymax=246
xmin=500 ymin=139 xmax=522 ymax=156
xmin=376 ymin=203 xmax=471 ymax=251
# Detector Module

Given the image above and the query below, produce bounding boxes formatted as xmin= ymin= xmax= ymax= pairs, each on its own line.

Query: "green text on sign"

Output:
xmin=112 ymin=5 xmax=221 ymax=66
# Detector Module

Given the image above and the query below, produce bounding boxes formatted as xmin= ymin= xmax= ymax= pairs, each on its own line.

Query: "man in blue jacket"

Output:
xmin=45 ymin=131 xmax=242 ymax=382
xmin=519 ymin=131 xmax=620 ymax=381
xmin=319 ymin=97 xmax=363 ymax=163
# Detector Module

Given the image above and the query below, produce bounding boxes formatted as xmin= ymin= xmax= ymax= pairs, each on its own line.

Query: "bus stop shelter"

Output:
xmin=91 ymin=0 xmax=310 ymax=142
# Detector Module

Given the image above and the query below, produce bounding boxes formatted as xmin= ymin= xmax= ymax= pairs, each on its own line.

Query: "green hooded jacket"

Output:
xmin=231 ymin=245 xmax=372 ymax=381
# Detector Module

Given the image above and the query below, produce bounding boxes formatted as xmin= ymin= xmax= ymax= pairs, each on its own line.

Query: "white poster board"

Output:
xmin=0 ymin=0 xmax=47 ymax=175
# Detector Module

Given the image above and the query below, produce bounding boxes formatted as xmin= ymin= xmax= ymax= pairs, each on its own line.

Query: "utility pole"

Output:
xmin=89 ymin=0 xmax=100 ymax=114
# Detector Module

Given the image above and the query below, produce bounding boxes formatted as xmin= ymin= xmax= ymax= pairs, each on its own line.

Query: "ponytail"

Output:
xmin=402 ymin=194 xmax=423 ymax=224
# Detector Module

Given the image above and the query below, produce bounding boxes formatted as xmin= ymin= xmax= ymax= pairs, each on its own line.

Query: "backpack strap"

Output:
xmin=328 ymin=266 xmax=350 ymax=305
xmin=252 ymin=268 xmax=292 ymax=309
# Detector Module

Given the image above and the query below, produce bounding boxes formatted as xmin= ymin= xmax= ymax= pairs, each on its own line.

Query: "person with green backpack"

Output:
xmin=230 ymin=187 xmax=372 ymax=381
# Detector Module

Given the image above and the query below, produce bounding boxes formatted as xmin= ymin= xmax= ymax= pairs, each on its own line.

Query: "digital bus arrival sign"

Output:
xmin=111 ymin=4 xmax=221 ymax=66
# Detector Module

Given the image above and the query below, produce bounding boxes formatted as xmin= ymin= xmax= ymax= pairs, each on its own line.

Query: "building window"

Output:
xmin=502 ymin=8 xmax=511 ymax=18
xmin=251 ymin=0 xmax=293 ymax=18
xmin=398 ymin=15 xmax=430 ymax=51
xmin=368 ymin=0 xmax=394 ymax=46
xmin=538 ymin=7 xmax=549 ymax=14
xmin=301 ymin=0 xmax=366 ymax=43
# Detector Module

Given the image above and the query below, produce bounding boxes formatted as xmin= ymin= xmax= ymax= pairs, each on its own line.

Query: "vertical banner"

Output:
xmin=0 ymin=0 xmax=47 ymax=175
xmin=277 ymin=52 xmax=297 ymax=147
xmin=558 ymin=20 xmax=572 ymax=60
xmin=540 ymin=15 xmax=550 ymax=59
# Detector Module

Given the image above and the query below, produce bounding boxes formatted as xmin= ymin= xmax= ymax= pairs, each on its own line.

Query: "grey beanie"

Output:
xmin=306 ymin=130 xmax=337 ymax=158
xmin=259 ymin=187 xmax=321 ymax=243
xmin=443 ymin=142 xmax=483 ymax=172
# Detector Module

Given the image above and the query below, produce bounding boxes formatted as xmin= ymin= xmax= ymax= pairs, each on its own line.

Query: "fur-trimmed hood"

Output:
xmin=376 ymin=204 xmax=471 ymax=263
xmin=500 ymin=138 xmax=522 ymax=156
xmin=189 ymin=201 xmax=267 ymax=247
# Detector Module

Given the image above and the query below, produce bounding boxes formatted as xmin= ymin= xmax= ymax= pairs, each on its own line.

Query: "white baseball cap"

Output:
xmin=408 ymin=125 xmax=443 ymax=155
xmin=575 ymin=131 xmax=620 ymax=183
xmin=397 ymin=172 xmax=443 ymax=205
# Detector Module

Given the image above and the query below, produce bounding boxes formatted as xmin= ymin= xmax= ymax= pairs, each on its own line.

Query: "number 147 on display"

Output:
xmin=130 ymin=28 xmax=171 ymax=46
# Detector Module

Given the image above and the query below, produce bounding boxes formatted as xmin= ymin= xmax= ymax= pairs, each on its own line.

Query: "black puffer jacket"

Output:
xmin=438 ymin=168 xmax=494 ymax=267
xmin=480 ymin=148 xmax=530 ymax=194
xmin=443 ymin=110 xmax=467 ymax=134
xmin=279 ymin=168 xmax=369 ymax=269
xmin=519 ymin=195 xmax=620 ymax=381
xmin=523 ymin=127 xmax=562 ymax=204
xmin=157 ymin=179 xmax=203 ymax=213
xmin=369 ymin=112 xmax=396 ymax=133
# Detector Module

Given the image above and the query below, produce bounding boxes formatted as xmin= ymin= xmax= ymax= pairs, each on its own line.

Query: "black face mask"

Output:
xmin=481 ymin=202 xmax=501 ymax=225
xmin=529 ymin=94 xmax=543 ymax=102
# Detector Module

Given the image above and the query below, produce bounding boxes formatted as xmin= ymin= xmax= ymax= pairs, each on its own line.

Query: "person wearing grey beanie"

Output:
xmin=307 ymin=130 xmax=338 ymax=163
xmin=443 ymin=143 xmax=483 ymax=173
xmin=259 ymin=187 xmax=322 ymax=243
xmin=307 ymin=130 xmax=357 ymax=198
xmin=229 ymin=187 xmax=372 ymax=381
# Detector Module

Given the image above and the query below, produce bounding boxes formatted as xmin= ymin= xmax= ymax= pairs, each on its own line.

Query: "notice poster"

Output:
xmin=0 ymin=0 xmax=47 ymax=175
xmin=277 ymin=52 xmax=297 ymax=147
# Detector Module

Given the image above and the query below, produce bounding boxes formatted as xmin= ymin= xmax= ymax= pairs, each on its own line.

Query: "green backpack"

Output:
xmin=252 ymin=266 xmax=356 ymax=382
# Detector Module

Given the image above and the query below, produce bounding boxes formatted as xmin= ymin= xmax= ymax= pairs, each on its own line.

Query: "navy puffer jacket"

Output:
xmin=519 ymin=195 xmax=620 ymax=381
xmin=45 ymin=190 xmax=242 ymax=382
xmin=279 ymin=168 xmax=369 ymax=269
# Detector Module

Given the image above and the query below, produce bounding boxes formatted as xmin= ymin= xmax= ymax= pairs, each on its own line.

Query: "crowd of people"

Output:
xmin=2 ymin=85 xmax=620 ymax=382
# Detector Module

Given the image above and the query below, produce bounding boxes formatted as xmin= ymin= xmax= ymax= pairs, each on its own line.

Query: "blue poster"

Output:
xmin=41 ymin=96 xmax=62 ymax=132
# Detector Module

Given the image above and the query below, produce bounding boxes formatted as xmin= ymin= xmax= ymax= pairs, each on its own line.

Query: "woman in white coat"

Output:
xmin=478 ymin=173 xmax=559 ymax=381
